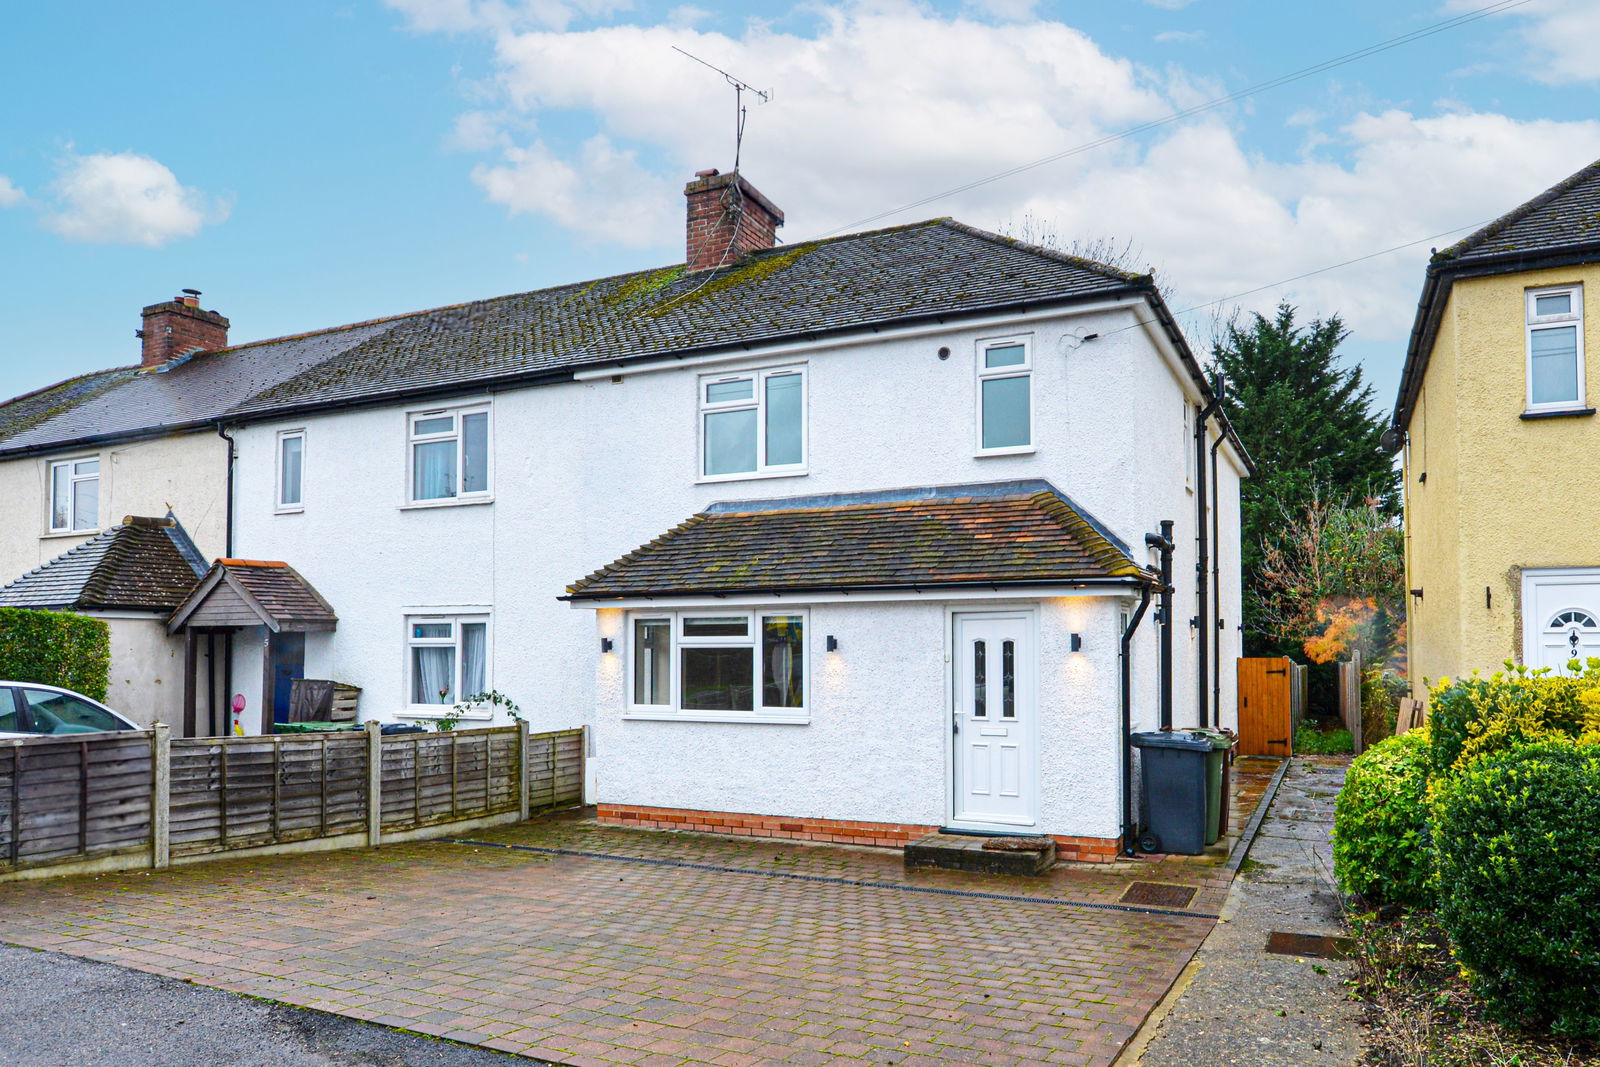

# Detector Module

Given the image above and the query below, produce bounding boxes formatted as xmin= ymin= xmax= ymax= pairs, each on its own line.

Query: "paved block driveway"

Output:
xmin=0 ymin=812 xmax=1242 ymax=1066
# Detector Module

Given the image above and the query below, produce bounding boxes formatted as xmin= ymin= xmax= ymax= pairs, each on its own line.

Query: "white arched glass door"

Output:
xmin=1523 ymin=570 xmax=1600 ymax=673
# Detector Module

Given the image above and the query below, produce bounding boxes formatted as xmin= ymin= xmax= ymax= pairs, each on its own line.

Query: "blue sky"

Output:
xmin=2 ymin=0 xmax=1597 ymax=409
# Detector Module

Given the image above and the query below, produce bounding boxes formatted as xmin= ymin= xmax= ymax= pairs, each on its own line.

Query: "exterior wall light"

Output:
xmin=600 ymin=637 xmax=615 ymax=653
xmin=1069 ymin=633 xmax=1083 ymax=652
xmin=826 ymin=635 xmax=839 ymax=653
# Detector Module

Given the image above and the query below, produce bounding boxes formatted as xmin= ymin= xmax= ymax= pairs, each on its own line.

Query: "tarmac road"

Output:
xmin=0 ymin=943 xmax=540 ymax=1067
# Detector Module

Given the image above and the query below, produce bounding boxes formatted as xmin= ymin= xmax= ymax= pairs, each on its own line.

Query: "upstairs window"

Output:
xmin=409 ymin=405 xmax=490 ymax=503
xmin=699 ymin=366 xmax=806 ymax=479
xmin=277 ymin=430 xmax=305 ymax=512
xmin=1526 ymin=285 xmax=1585 ymax=412
xmin=49 ymin=457 xmax=99 ymax=532
xmin=977 ymin=337 xmax=1032 ymax=453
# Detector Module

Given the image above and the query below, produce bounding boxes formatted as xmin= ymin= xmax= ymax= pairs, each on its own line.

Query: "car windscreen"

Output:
xmin=18 ymin=689 xmax=129 ymax=734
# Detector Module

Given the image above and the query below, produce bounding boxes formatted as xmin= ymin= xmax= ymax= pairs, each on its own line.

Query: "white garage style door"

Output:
xmin=1523 ymin=569 xmax=1600 ymax=672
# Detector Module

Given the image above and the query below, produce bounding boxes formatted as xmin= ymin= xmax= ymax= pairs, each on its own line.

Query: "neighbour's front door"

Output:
xmin=951 ymin=612 xmax=1037 ymax=829
xmin=1524 ymin=569 xmax=1600 ymax=672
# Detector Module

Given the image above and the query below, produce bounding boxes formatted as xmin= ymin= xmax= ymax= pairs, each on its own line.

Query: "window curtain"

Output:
xmin=461 ymin=623 xmax=486 ymax=697
xmin=413 ymin=647 xmax=454 ymax=704
xmin=413 ymin=440 xmax=456 ymax=500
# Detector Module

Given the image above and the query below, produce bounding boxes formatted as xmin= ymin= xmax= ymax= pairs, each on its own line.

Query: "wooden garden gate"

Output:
xmin=1237 ymin=656 xmax=1293 ymax=757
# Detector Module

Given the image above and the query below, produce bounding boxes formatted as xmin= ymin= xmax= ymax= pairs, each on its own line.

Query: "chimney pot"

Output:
xmin=683 ymin=169 xmax=784 ymax=272
xmin=140 ymin=292 xmax=229 ymax=369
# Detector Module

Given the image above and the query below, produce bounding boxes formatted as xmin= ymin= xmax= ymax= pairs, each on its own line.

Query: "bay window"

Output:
xmin=409 ymin=404 xmax=490 ymax=503
xmin=1526 ymin=285 xmax=1585 ymax=412
xmin=977 ymin=337 xmax=1032 ymax=453
xmin=629 ymin=610 xmax=807 ymax=721
xmin=49 ymin=457 xmax=99 ymax=532
xmin=699 ymin=366 xmax=806 ymax=478
xmin=406 ymin=615 xmax=488 ymax=708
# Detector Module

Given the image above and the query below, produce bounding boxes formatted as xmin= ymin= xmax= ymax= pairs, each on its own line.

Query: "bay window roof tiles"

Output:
xmin=564 ymin=481 xmax=1150 ymax=600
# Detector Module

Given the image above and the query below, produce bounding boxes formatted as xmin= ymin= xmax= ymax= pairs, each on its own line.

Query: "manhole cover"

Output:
xmin=1265 ymin=931 xmax=1355 ymax=959
xmin=1119 ymin=882 xmax=1197 ymax=908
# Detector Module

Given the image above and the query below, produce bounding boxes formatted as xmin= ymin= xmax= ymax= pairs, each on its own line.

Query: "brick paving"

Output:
xmin=0 ymin=759 xmax=1278 ymax=1067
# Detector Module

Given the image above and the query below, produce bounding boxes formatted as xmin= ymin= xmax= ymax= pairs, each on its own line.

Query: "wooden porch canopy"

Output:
xmin=167 ymin=559 xmax=337 ymax=736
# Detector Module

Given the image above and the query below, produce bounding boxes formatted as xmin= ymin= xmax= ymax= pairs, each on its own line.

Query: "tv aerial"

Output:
xmin=673 ymin=46 xmax=771 ymax=172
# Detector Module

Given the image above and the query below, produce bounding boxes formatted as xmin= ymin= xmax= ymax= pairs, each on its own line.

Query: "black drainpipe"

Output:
xmin=1147 ymin=520 xmax=1175 ymax=730
xmin=1192 ymin=392 xmax=1223 ymax=729
xmin=1120 ymin=584 xmax=1154 ymax=855
xmin=1211 ymin=431 xmax=1225 ymax=727
xmin=216 ymin=423 xmax=236 ymax=734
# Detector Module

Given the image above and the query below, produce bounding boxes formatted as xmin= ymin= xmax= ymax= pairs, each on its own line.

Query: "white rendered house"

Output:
xmin=206 ymin=169 xmax=1248 ymax=857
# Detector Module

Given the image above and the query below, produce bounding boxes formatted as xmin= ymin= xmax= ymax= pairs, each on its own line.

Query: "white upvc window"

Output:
xmin=627 ymin=610 xmax=807 ymax=723
xmin=48 ymin=457 xmax=99 ymax=532
xmin=405 ymin=615 xmax=489 ymax=711
xmin=699 ymin=365 xmax=807 ymax=480
xmin=408 ymin=404 xmax=491 ymax=504
xmin=276 ymin=430 xmax=305 ymax=512
xmin=1526 ymin=285 xmax=1585 ymax=412
xmin=976 ymin=336 xmax=1033 ymax=454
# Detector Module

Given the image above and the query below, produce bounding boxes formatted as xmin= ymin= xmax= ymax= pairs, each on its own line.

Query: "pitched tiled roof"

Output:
xmin=564 ymin=481 xmax=1149 ymax=600
xmin=0 ymin=516 xmax=206 ymax=612
xmin=226 ymin=220 xmax=1144 ymax=418
xmin=1437 ymin=158 xmax=1600 ymax=266
xmin=0 ymin=216 xmax=1167 ymax=457
xmin=1393 ymin=158 xmax=1600 ymax=436
xmin=168 ymin=559 xmax=338 ymax=633
xmin=0 ymin=321 xmax=397 ymax=457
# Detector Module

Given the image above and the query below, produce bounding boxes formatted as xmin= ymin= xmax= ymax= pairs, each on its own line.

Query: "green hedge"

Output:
xmin=1432 ymin=742 xmax=1600 ymax=1039
xmin=1333 ymin=730 xmax=1433 ymax=906
xmin=1425 ymin=668 xmax=1600 ymax=775
xmin=0 ymin=607 xmax=110 ymax=701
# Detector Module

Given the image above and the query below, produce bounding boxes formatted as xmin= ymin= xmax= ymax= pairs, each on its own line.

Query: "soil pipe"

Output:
xmin=1193 ymin=392 xmax=1223 ymax=729
xmin=216 ymin=422 xmax=237 ymax=737
xmin=1120 ymin=584 xmax=1154 ymax=856
xmin=1146 ymin=521 xmax=1176 ymax=731
xmin=1211 ymin=431 xmax=1226 ymax=727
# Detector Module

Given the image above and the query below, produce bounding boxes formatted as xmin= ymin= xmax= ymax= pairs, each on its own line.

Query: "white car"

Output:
xmin=0 ymin=682 xmax=139 ymax=738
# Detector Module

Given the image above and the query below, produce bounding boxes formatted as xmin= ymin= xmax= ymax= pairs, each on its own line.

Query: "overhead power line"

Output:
xmin=812 ymin=0 xmax=1535 ymax=238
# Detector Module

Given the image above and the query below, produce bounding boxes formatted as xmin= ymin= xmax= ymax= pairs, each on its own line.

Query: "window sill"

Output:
xmin=396 ymin=708 xmax=493 ymax=722
xmin=42 ymin=528 xmax=98 ymax=539
xmin=696 ymin=468 xmax=809 ymax=486
xmin=623 ymin=710 xmax=810 ymax=725
xmin=975 ymin=446 xmax=1036 ymax=458
xmin=399 ymin=496 xmax=495 ymax=511
xmin=1520 ymin=407 xmax=1596 ymax=421
xmin=274 ymin=506 xmax=305 ymax=516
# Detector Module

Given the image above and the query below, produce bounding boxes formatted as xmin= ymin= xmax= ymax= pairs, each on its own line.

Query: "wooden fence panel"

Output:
xmin=2 ymin=725 xmax=584 ymax=878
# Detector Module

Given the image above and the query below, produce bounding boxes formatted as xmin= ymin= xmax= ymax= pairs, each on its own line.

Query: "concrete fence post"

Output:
xmin=365 ymin=720 xmax=383 ymax=848
xmin=581 ymin=724 xmax=594 ymax=805
xmin=151 ymin=724 xmax=170 ymax=870
xmin=518 ymin=719 xmax=531 ymax=822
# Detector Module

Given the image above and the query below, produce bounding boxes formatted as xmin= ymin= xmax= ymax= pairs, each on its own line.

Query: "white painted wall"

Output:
xmin=228 ymin=299 xmax=1245 ymax=839
xmin=94 ymin=614 xmax=191 ymax=727
xmin=0 ymin=433 xmax=227 ymax=584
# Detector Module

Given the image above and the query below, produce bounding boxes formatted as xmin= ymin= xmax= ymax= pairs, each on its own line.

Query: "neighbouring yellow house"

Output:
xmin=1390 ymin=158 xmax=1600 ymax=700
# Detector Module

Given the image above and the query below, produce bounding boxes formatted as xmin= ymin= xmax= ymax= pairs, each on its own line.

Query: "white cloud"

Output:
xmin=472 ymin=135 xmax=675 ymax=244
xmin=964 ymin=0 xmax=1039 ymax=19
xmin=43 ymin=152 xmax=227 ymax=247
xmin=416 ymin=2 xmax=1600 ymax=359
xmin=1154 ymin=29 xmax=1205 ymax=43
xmin=1447 ymin=0 xmax=1600 ymax=85
xmin=385 ymin=0 xmax=632 ymax=33
xmin=0 ymin=176 xmax=24 ymax=208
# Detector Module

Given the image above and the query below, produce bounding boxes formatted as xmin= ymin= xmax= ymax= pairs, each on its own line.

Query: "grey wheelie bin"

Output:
xmin=1131 ymin=731 xmax=1212 ymax=855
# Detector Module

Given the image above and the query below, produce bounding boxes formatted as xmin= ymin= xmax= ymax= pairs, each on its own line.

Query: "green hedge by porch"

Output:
xmin=0 ymin=608 xmax=110 ymax=701
xmin=1332 ymin=729 xmax=1433 ymax=907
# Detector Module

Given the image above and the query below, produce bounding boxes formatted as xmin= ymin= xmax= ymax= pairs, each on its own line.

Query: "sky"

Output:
xmin=2 ymin=0 xmax=1599 ymax=412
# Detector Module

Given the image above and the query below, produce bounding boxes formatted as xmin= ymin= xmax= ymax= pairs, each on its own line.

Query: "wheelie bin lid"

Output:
xmin=1130 ymin=730 xmax=1212 ymax=750
xmin=1189 ymin=728 xmax=1236 ymax=751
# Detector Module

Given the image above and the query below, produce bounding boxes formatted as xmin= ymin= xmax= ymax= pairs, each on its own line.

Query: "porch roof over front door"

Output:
xmin=168 ymin=559 xmax=338 ymax=634
xmin=562 ymin=480 xmax=1153 ymax=603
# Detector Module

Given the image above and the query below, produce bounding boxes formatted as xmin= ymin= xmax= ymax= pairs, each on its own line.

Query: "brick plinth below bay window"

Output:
xmin=596 ymin=803 xmax=1122 ymax=862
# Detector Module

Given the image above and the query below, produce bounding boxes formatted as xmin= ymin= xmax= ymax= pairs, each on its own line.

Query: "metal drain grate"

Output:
xmin=1265 ymin=931 xmax=1355 ymax=959
xmin=1119 ymin=882 xmax=1198 ymax=908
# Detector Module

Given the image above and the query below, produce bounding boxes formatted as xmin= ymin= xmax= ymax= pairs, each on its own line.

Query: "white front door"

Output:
xmin=1524 ymin=569 xmax=1600 ymax=672
xmin=951 ymin=611 xmax=1037 ymax=829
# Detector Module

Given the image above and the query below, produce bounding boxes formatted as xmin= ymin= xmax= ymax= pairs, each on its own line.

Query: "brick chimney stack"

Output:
xmin=139 ymin=289 xmax=229 ymax=369
xmin=684 ymin=169 xmax=784 ymax=272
